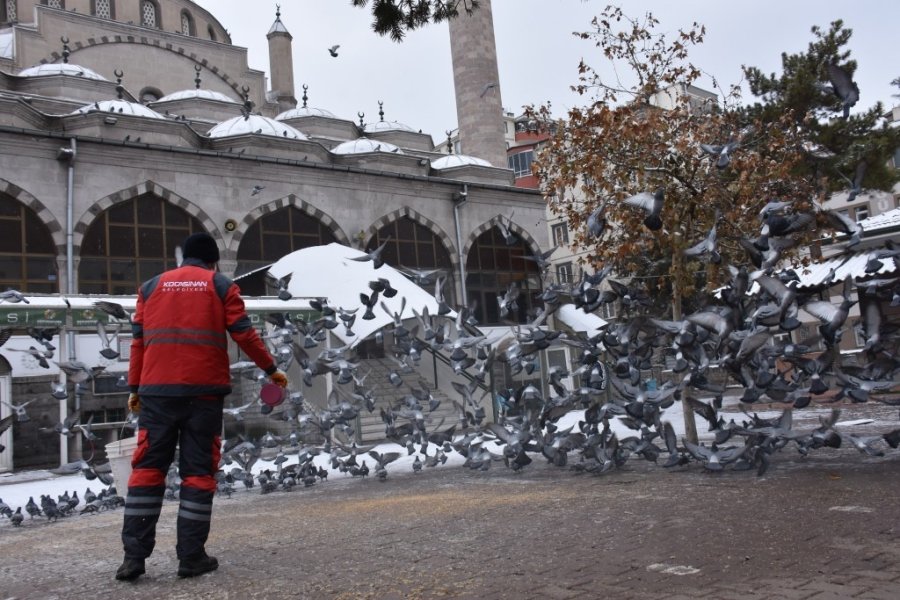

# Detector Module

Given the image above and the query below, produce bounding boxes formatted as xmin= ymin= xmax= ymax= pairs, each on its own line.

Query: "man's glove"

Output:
xmin=270 ymin=371 xmax=289 ymax=388
xmin=128 ymin=393 xmax=141 ymax=414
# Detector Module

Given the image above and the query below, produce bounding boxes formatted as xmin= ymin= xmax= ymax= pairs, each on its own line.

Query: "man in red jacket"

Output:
xmin=116 ymin=232 xmax=288 ymax=581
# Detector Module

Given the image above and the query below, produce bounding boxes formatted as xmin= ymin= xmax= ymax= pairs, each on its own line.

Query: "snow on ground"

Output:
xmin=0 ymin=395 xmax=895 ymax=516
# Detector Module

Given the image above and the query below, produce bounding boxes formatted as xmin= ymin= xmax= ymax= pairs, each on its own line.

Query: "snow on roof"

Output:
xmin=792 ymin=249 xmax=898 ymax=290
xmin=276 ymin=106 xmax=337 ymax=120
xmin=364 ymin=119 xmax=416 ymax=133
xmin=0 ymin=30 xmax=14 ymax=60
xmin=430 ymin=154 xmax=492 ymax=169
xmin=859 ymin=207 xmax=900 ymax=232
xmin=157 ymin=89 xmax=238 ymax=103
xmin=556 ymin=304 xmax=608 ymax=337
xmin=71 ymin=99 xmax=165 ymax=118
xmin=268 ymin=16 xmax=290 ymax=36
xmin=267 ymin=243 xmax=455 ymax=347
xmin=19 ymin=62 xmax=108 ymax=81
xmin=207 ymin=114 xmax=308 ymax=139
xmin=331 ymin=137 xmax=402 ymax=155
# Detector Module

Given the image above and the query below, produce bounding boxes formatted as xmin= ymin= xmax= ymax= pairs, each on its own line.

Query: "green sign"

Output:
xmin=70 ymin=308 xmax=129 ymax=329
xmin=0 ymin=307 xmax=65 ymax=327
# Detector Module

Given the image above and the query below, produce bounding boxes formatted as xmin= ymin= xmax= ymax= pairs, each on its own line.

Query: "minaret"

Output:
xmin=448 ymin=0 xmax=507 ymax=168
xmin=267 ymin=6 xmax=297 ymax=112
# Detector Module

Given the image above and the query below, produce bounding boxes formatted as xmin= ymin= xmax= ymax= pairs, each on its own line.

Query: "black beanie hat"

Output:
xmin=182 ymin=232 xmax=220 ymax=264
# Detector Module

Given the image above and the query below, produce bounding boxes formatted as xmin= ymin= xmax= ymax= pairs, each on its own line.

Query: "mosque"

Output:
xmin=0 ymin=1 xmax=553 ymax=469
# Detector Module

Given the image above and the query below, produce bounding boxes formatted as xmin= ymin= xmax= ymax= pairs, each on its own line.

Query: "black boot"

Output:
xmin=115 ymin=558 xmax=146 ymax=581
xmin=177 ymin=553 xmax=218 ymax=578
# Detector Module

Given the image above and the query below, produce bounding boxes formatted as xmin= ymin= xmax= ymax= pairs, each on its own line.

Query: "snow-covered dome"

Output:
xmin=276 ymin=106 xmax=337 ymax=120
xmin=71 ymin=99 xmax=165 ymax=119
xmin=430 ymin=154 xmax=492 ymax=169
xmin=157 ymin=89 xmax=238 ymax=103
xmin=207 ymin=114 xmax=308 ymax=139
xmin=19 ymin=63 xmax=108 ymax=81
xmin=364 ymin=119 xmax=416 ymax=133
xmin=331 ymin=137 xmax=403 ymax=155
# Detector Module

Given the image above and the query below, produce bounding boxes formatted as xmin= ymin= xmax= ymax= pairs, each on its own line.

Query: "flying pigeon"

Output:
xmin=623 ymin=188 xmax=665 ymax=231
xmin=328 ymin=45 xmax=340 ymax=57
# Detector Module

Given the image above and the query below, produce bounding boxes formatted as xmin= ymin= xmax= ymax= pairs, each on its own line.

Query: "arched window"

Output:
xmin=466 ymin=228 xmax=541 ymax=325
xmin=207 ymin=25 xmax=217 ymax=42
xmin=79 ymin=194 xmax=204 ymax=294
xmin=0 ymin=194 xmax=58 ymax=293
xmin=140 ymin=0 xmax=159 ymax=28
xmin=180 ymin=10 xmax=194 ymax=36
xmin=2 ymin=1 xmax=17 ymax=23
xmin=91 ymin=0 xmax=113 ymax=19
xmin=236 ymin=206 xmax=339 ymax=294
xmin=366 ymin=216 xmax=453 ymax=295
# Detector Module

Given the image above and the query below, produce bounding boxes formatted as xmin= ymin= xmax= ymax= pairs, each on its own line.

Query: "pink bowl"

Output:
xmin=259 ymin=383 xmax=285 ymax=407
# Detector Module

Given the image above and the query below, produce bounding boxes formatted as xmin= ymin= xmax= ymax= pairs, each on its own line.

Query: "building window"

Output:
xmin=466 ymin=228 xmax=542 ymax=325
xmin=79 ymin=194 xmax=204 ymax=295
xmin=208 ymin=25 xmax=217 ymax=41
xmin=892 ymin=147 xmax=900 ymax=170
xmin=42 ymin=0 xmax=64 ymax=8
xmin=236 ymin=206 xmax=339 ymax=294
xmin=0 ymin=194 xmax=58 ymax=293
xmin=141 ymin=0 xmax=159 ymax=28
xmin=599 ymin=300 xmax=616 ymax=320
xmin=180 ymin=10 xmax=194 ymax=36
xmin=556 ymin=262 xmax=573 ymax=284
xmin=855 ymin=205 xmax=869 ymax=222
xmin=551 ymin=222 xmax=569 ymax=246
xmin=92 ymin=0 xmax=113 ymax=19
xmin=507 ymin=150 xmax=534 ymax=177
xmin=3 ymin=0 xmax=16 ymax=22
xmin=367 ymin=216 xmax=453 ymax=289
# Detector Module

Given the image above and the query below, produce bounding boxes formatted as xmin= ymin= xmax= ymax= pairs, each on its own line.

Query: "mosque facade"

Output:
xmin=0 ymin=1 xmax=550 ymax=469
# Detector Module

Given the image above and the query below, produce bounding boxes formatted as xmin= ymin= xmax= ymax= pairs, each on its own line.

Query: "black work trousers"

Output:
xmin=121 ymin=395 xmax=223 ymax=560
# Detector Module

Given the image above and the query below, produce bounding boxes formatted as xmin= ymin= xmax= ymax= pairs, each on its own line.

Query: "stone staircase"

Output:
xmin=354 ymin=356 xmax=465 ymax=443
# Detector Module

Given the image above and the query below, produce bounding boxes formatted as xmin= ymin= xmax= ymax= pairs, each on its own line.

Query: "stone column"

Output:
xmin=267 ymin=8 xmax=297 ymax=113
xmin=448 ymin=0 xmax=508 ymax=168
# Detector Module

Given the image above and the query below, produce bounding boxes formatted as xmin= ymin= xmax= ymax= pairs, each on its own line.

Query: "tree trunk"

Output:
xmin=672 ymin=233 xmax=699 ymax=445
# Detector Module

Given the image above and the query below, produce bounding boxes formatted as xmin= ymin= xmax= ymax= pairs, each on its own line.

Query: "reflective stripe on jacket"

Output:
xmin=128 ymin=258 xmax=275 ymax=396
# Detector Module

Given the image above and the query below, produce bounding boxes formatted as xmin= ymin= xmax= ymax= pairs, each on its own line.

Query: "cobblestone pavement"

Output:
xmin=1 ymin=405 xmax=899 ymax=599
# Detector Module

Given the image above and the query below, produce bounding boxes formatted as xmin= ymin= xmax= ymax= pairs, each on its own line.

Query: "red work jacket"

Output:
xmin=128 ymin=258 xmax=275 ymax=396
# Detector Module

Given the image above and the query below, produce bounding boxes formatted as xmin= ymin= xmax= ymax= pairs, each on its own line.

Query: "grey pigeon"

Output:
xmin=824 ymin=62 xmax=859 ymax=119
xmin=623 ymin=188 xmax=664 ymax=231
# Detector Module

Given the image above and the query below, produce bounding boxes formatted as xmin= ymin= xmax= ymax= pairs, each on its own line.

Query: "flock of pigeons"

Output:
xmin=1 ymin=60 xmax=899 ymax=530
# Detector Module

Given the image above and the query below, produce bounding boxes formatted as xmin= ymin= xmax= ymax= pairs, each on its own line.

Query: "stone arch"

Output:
xmin=463 ymin=215 xmax=542 ymax=260
xmin=233 ymin=194 xmax=350 ymax=249
xmin=40 ymin=39 xmax=248 ymax=101
xmin=74 ymin=180 xmax=221 ymax=255
xmin=0 ymin=178 xmax=65 ymax=253
xmin=364 ymin=206 xmax=458 ymax=267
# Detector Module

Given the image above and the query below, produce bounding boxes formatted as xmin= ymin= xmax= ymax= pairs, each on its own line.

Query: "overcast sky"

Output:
xmin=192 ymin=1 xmax=898 ymax=144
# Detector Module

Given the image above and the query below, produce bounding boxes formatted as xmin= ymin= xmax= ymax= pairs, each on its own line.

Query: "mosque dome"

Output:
xmin=331 ymin=137 xmax=403 ymax=155
xmin=71 ymin=99 xmax=165 ymax=118
xmin=430 ymin=154 xmax=492 ymax=169
xmin=157 ymin=89 xmax=238 ymax=103
xmin=207 ymin=114 xmax=308 ymax=139
xmin=364 ymin=119 xmax=416 ymax=133
xmin=19 ymin=63 xmax=108 ymax=81
xmin=276 ymin=106 xmax=337 ymax=120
